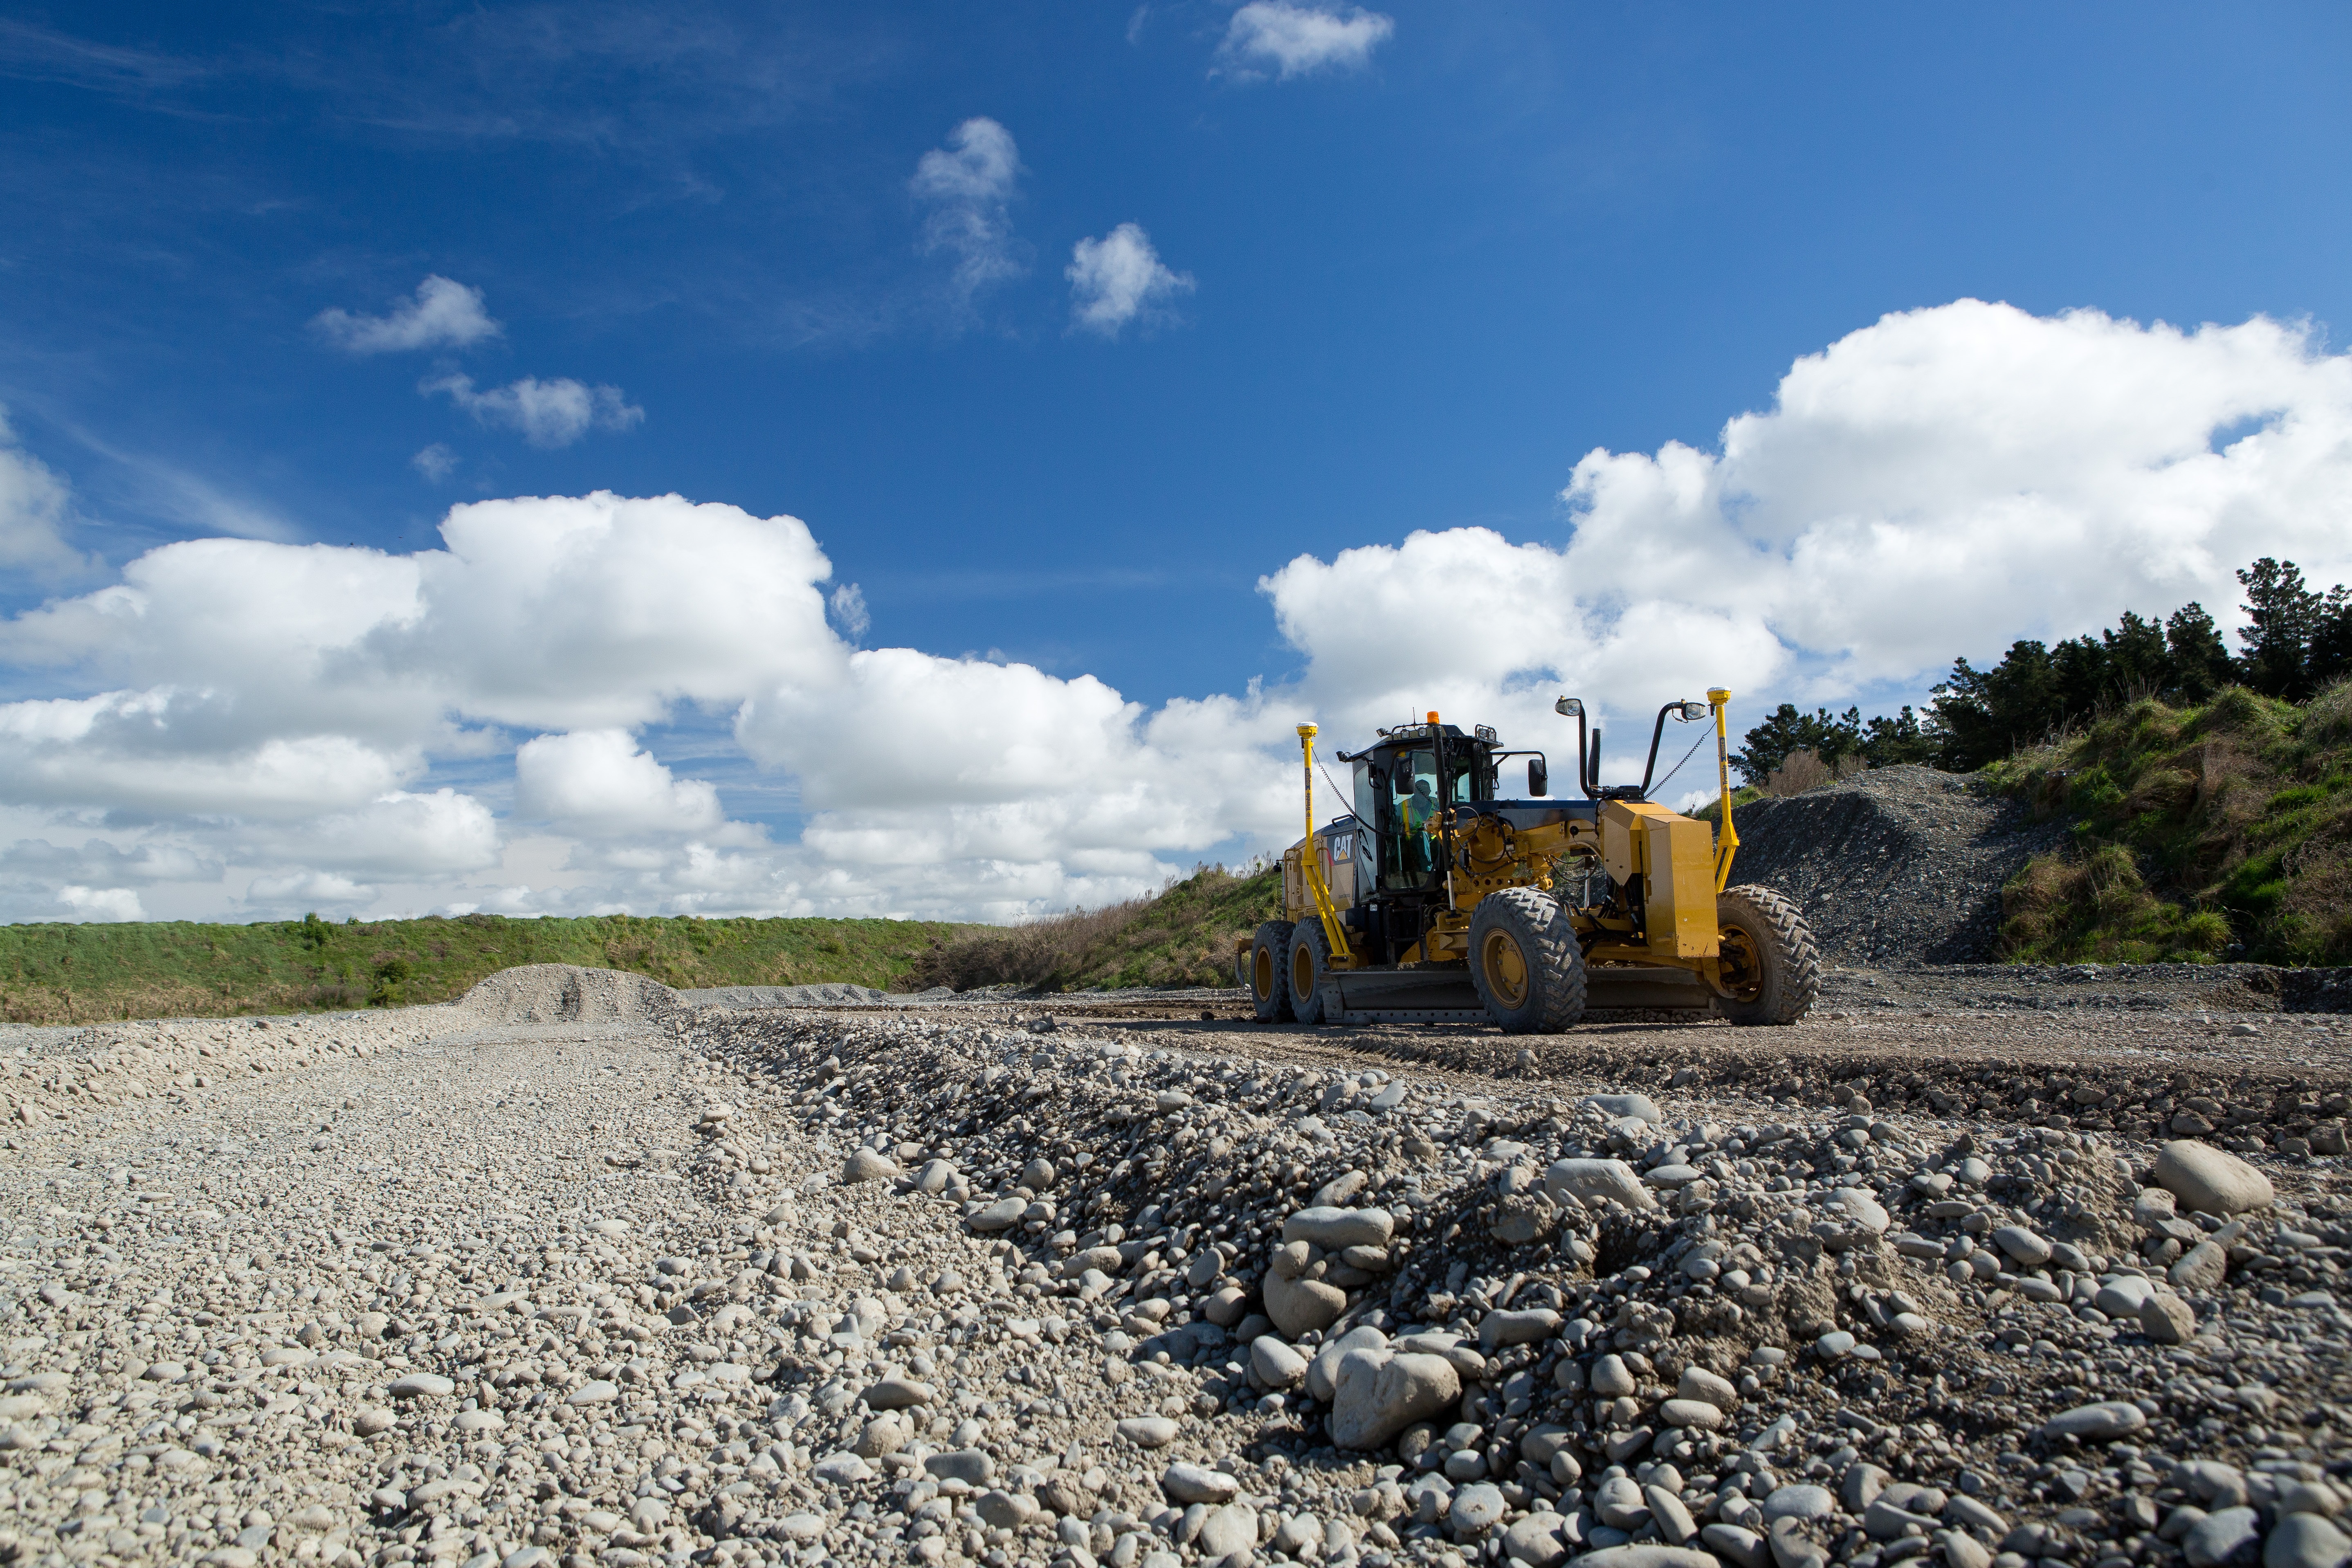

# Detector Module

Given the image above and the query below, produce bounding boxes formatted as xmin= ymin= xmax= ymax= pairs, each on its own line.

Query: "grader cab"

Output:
xmin=1237 ymin=691 xmax=1818 ymax=1032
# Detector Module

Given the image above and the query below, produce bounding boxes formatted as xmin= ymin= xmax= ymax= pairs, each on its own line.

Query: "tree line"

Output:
xmin=1733 ymin=557 xmax=2352 ymax=782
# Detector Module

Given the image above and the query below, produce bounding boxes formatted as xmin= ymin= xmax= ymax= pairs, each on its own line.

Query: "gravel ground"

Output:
xmin=1722 ymin=769 xmax=2067 ymax=967
xmin=3 ymin=964 xmax=2349 ymax=1568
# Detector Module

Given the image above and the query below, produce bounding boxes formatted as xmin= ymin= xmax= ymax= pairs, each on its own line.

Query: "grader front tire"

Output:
xmin=1251 ymin=921 xmax=1296 ymax=1022
xmin=1714 ymin=884 xmax=1821 ymax=1025
xmin=1469 ymin=887 xmax=1586 ymax=1034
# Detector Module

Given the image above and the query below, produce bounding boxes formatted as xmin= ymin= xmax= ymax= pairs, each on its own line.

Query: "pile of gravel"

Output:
xmin=1724 ymin=769 xmax=2066 ymax=968
xmin=456 ymin=964 xmax=681 ymax=1026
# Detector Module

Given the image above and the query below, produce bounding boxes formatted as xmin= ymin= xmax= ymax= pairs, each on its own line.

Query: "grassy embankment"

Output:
xmin=0 ymin=912 xmax=973 ymax=1024
xmin=906 ymin=863 xmax=1282 ymax=993
xmin=1990 ymin=683 xmax=2352 ymax=965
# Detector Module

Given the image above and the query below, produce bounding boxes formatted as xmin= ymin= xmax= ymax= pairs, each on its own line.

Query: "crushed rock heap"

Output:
xmin=1723 ymin=768 xmax=2065 ymax=968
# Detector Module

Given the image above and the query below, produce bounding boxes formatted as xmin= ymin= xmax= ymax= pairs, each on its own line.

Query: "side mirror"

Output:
xmin=1528 ymin=757 xmax=1549 ymax=797
xmin=1554 ymin=696 xmax=1584 ymax=717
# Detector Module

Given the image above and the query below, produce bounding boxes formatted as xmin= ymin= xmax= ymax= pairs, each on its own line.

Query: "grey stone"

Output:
xmin=2266 ymin=1514 xmax=2352 ymax=1568
xmin=977 ymin=1489 xmax=1040 ymax=1529
xmin=1330 ymin=1350 xmax=1460 ymax=1449
xmin=1644 ymin=1485 xmax=1698 ymax=1544
xmin=1703 ymin=1525 xmax=1768 ymax=1568
xmin=1581 ymin=1094 xmax=1663 ymax=1125
xmin=1479 ymin=1307 xmax=1561 ymax=1350
xmin=1281 ymin=1206 xmax=1395 ymax=1249
xmin=1506 ymin=1514 xmax=1575 ymax=1568
xmin=1678 ymin=1366 xmax=1739 ymax=1411
xmin=1199 ymin=1504 xmax=1259 ymax=1557
xmin=862 ymin=1377 xmax=934 ymax=1410
xmin=1308 ymin=1325 xmax=1390 ymax=1402
xmin=566 ymin=1379 xmax=618 ymax=1406
xmin=925 ymin=1448 xmax=994 ymax=1483
xmin=1595 ymin=1477 xmax=1647 ymax=1530
xmin=2185 ymin=1507 xmax=2262 ymax=1568
xmin=1761 ymin=1485 xmax=1835 ymax=1523
xmin=811 ymin=1452 xmax=872 ymax=1485
xmin=2171 ymin=1240 xmax=2230 ymax=1292
xmin=969 ymin=1197 xmax=1027 ymax=1232
xmin=1453 ymin=1484 xmax=1508 ymax=1535
xmin=387 ymin=1374 xmax=454 ymax=1399
xmin=1990 ymin=1226 xmax=2052 ymax=1267
xmin=1942 ymin=1532 xmax=1992 ymax=1568
xmin=843 ymin=1147 xmax=898 ymax=1183
xmin=1658 ymin=1398 xmax=1724 ymax=1431
xmin=1545 ymin=1158 xmax=1658 ymax=1212
xmin=1262 ymin=1270 xmax=1348 ymax=1338
xmin=1565 ymin=1549 xmax=1719 ymax=1568
xmin=2040 ymin=1400 xmax=2147 ymax=1441
xmin=1250 ymin=1336 xmax=1308 ymax=1391
xmin=1163 ymin=1463 xmax=1241 ymax=1505
xmin=1590 ymin=1354 xmax=1636 ymax=1398
xmin=2142 ymin=1293 xmax=2198 ymax=1344
xmin=1841 ymin=1463 xmax=1891 ymax=1513
xmin=2154 ymin=1141 xmax=2274 ymax=1215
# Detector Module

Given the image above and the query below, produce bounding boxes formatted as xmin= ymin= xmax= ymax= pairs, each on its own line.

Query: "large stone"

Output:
xmin=1828 ymin=1188 xmax=1891 ymax=1236
xmin=2039 ymin=1402 xmax=2147 ymax=1442
xmin=2095 ymin=1276 xmax=2156 ymax=1318
xmin=1454 ymin=1484 xmax=1509 ymax=1534
xmin=1199 ymin=1504 xmax=1259 ymax=1557
xmin=1645 ymin=1486 xmax=1698 ymax=1544
xmin=1840 ymin=1464 xmax=1890 ymax=1513
xmin=1761 ymin=1486 xmax=1835 ymax=1523
xmin=925 ymin=1448 xmax=995 ymax=1483
xmin=1702 ymin=1525 xmax=1768 ymax=1568
xmin=387 ymin=1374 xmax=454 ymax=1399
xmin=1505 ymin=1514 xmax=1575 ymax=1568
xmin=1330 ymin=1349 xmax=1462 ymax=1450
xmin=1991 ymin=1226 xmax=2053 ymax=1267
xmin=2154 ymin=1141 xmax=2275 ymax=1216
xmin=1545 ymin=1158 xmax=1658 ymax=1211
xmin=1659 ymin=1398 xmax=1724 ymax=1431
xmin=2184 ymin=1508 xmax=2262 ymax=1568
xmin=976 ymin=1490 xmax=1039 ymax=1530
xmin=1565 ymin=1549 xmax=1719 ymax=1568
xmin=1263 ymin=1270 xmax=1348 ymax=1338
xmin=1581 ymin=1094 xmax=1662 ymax=1125
xmin=862 ymin=1377 xmax=935 ymax=1410
xmin=1684 ymin=1363 xmax=1740 ymax=1420
xmin=1308 ymin=1325 xmax=1389 ymax=1402
xmin=1589 ymin=1354 xmax=1636 ymax=1398
xmin=968 ymin=1197 xmax=1027 ymax=1232
xmin=2266 ymin=1513 xmax=2352 ymax=1568
xmin=1164 ymin=1463 xmax=1240 ymax=1505
xmin=1480 ymin=1308 xmax=1561 ymax=1350
xmin=2171 ymin=1240 xmax=2231 ymax=1293
xmin=2142 ymin=1293 xmax=2199 ymax=1344
xmin=1250 ymin=1336 xmax=1309 ymax=1391
xmin=843 ymin=1147 xmax=899 ymax=1184
xmin=1281 ymin=1206 xmax=1395 ymax=1250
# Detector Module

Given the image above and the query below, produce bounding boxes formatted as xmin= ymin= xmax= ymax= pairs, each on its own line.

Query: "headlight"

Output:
xmin=1554 ymin=696 xmax=1584 ymax=717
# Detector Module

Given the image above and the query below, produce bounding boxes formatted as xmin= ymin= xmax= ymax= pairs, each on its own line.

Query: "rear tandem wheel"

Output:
xmin=1251 ymin=920 xmax=1296 ymax=1022
xmin=1287 ymin=921 xmax=1335 ymax=1024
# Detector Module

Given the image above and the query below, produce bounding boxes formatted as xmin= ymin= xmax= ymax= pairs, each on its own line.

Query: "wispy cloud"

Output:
xmin=411 ymin=443 xmax=458 ymax=482
xmin=1217 ymin=2 xmax=1395 ymax=80
xmin=422 ymin=373 xmax=644 ymax=448
xmin=1067 ymin=224 xmax=1194 ymax=338
xmin=910 ymin=117 xmax=1026 ymax=310
xmin=0 ymin=18 xmax=211 ymax=96
xmin=312 ymin=275 xmax=502 ymax=355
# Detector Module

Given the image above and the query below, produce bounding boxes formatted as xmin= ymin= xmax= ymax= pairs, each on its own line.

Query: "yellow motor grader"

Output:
xmin=1235 ymin=691 xmax=1818 ymax=1031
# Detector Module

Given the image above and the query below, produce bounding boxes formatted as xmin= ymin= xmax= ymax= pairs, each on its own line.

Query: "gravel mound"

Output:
xmin=1726 ymin=767 xmax=2065 ymax=966
xmin=454 ymin=962 xmax=680 ymax=1024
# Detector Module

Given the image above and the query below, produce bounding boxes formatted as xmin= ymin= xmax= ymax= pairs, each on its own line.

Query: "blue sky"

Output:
xmin=3 ymin=2 xmax=2351 ymax=922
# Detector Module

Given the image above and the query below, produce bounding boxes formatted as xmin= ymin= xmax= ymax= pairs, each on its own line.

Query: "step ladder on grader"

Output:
xmin=1236 ymin=691 xmax=1819 ymax=1031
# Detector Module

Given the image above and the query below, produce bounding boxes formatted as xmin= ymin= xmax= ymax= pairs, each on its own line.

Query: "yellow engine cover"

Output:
xmin=1598 ymin=800 xmax=1720 ymax=959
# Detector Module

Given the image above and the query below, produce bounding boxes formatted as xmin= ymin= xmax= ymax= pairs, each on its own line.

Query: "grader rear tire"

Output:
xmin=1468 ymin=887 xmax=1586 ymax=1033
xmin=1287 ymin=922 xmax=1334 ymax=1024
xmin=1251 ymin=921 xmax=1296 ymax=1022
xmin=1714 ymin=884 xmax=1821 ymax=1025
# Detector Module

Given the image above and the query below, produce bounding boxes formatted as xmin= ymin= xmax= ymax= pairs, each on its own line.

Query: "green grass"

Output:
xmin=0 ymin=911 xmax=976 ymax=1024
xmin=1988 ymin=680 xmax=2352 ymax=965
xmin=906 ymin=862 xmax=1283 ymax=993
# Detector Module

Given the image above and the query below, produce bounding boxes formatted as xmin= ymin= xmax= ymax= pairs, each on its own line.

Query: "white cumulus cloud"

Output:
xmin=1067 ymin=224 xmax=1194 ymax=338
xmin=422 ymin=374 xmax=643 ymax=449
xmin=0 ymin=409 xmax=93 ymax=579
xmin=911 ymin=117 xmax=1026 ymax=307
xmin=514 ymin=730 xmax=724 ymax=836
xmin=4 ymin=300 xmax=2351 ymax=926
xmin=311 ymin=275 xmax=502 ymax=355
xmin=1218 ymin=1 xmax=1395 ymax=80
